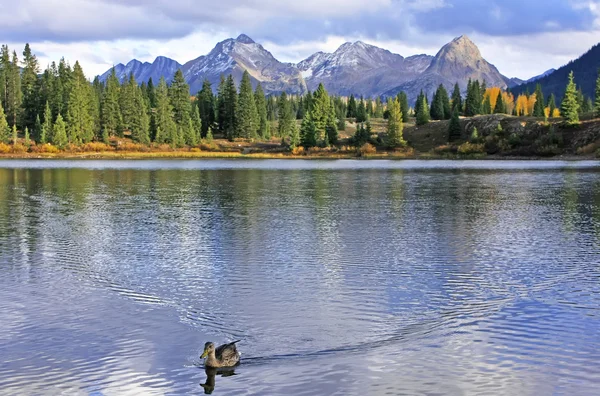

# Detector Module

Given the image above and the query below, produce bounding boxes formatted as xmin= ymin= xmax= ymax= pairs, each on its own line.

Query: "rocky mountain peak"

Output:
xmin=236 ymin=34 xmax=256 ymax=44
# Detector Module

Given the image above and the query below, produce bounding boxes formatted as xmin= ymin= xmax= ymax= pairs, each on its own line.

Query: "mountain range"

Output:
xmin=100 ymin=34 xmax=592 ymax=104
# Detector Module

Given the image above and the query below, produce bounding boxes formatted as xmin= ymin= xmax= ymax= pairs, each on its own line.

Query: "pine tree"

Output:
xmin=430 ymin=86 xmax=444 ymax=120
xmin=5 ymin=50 xmax=22 ymax=127
xmin=312 ymin=83 xmax=330 ymax=141
xmin=416 ymin=94 xmax=430 ymax=126
xmin=12 ymin=124 xmax=17 ymax=144
xmin=216 ymin=75 xmax=227 ymax=134
xmin=448 ymin=107 xmax=461 ymax=141
xmin=451 ymin=83 xmax=462 ymax=114
xmin=153 ymin=77 xmax=177 ymax=144
xmin=0 ymin=100 xmax=9 ymax=143
xmin=325 ymin=97 xmax=338 ymax=145
xmin=147 ymin=78 xmax=157 ymax=109
xmin=236 ymin=71 xmax=259 ymax=139
xmin=191 ymin=106 xmax=202 ymax=143
xmin=300 ymin=112 xmax=317 ymax=148
xmin=197 ymin=79 xmax=215 ymax=137
xmin=561 ymin=71 xmax=580 ymax=125
xmin=494 ymin=90 xmax=505 ymax=114
xmin=41 ymin=101 xmax=52 ymax=144
xmin=356 ymin=97 xmax=367 ymax=123
xmin=67 ymin=61 xmax=95 ymax=143
xmin=595 ymin=70 xmax=600 ymax=118
xmin=223 ymin=75 xmax=237 ymax=140
xmin=0 ymin=46 xmax=8 ymax=114
xmin=57 ymin=58 xmax=72 ymax=119
xmin=415 ymin=90 xmax=424 ymax=119
xmin=386 ymin=98 xmax=405 ymax=147
xmin=21 ymin=44 xmax=41 ymax=131
xmin=533 ymin=84 xmax=545 ymax=117
xmin=169 ymin=70 xmax=192 ymax=129
xmin=52 ymin=114 xmax=68 ymax=148
xmin=130 ymin=84 xmax=150 ymax=145
xmin=119 ymin=74 xmax=137 ymax=136
xmin=397 ymin=92 xmax=410 ymax=122
xmin=277 ymin=92 xmax=294 ymax=138
xmin=374 ymin=97 xmax=384 ymax=118
xmin=289 ymin=121 xmax=300 ymax=149
xmin=254 ymin=83 xmax=269 ymax=139
xmin=34 ymin=114 xmax=42 ymax=143
xmin=548 ymin=94 xmax=557 ymax=118
xmin=465 ymin=79 xmax=481 ymax=116
xmin=482 ymin=95 xmax=492 ymax=115
xmin=347 ymin=95 xmax=357 ymax=118
xmin=100 ymin=68 xmax=122 ymax=141
xmin=205 ymin=127 xmax=214 ymax=144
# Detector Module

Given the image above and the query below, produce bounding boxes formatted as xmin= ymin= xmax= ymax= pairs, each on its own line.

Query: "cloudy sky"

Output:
xmin=2 ymin=0 xmax=599 ymax=79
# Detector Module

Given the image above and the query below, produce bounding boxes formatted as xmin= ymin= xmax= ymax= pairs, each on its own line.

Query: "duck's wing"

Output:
xmin=215 ymin=340 xmax=240 ymax=361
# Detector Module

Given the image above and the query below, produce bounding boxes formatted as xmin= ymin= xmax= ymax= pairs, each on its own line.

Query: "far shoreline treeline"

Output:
xmin=0 ymin=44 xmax=599 ymax=158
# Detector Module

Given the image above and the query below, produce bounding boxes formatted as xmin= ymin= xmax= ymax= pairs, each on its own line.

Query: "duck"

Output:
xmin=201 ymin=340 xmax=241 ymax=368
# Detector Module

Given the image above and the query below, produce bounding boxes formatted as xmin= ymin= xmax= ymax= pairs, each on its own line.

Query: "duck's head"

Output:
xmin=201 ymin=342 xmax=215 ymax=359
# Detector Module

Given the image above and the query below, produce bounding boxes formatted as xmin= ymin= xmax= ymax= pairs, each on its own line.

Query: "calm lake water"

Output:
xmin=1 ymin=159 xmax=600 ymax=395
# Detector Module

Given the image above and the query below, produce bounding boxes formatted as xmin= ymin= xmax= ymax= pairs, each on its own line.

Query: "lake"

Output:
xmin=1 ymin=159 xmax=600 ymax=395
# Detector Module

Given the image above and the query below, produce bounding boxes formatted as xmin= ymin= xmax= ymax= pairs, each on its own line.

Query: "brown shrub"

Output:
xmin=11 ymin=144 xmax=28 ymax=154
xmin=458 ymin=142 xmax=486 ymax=155
xmin=116 ymin=142 xmax=149 ymax=152
xmin=358 ymin=143 xmax=377 ymax=156
xmin=433 ymin=144 xmax=457 ymax=155
xmin=40 ymin=144 xmax=60 ymax=153
xmin=81 ymin=142 xmax=113 ymax=152
xmin=291 ymin=146 xmax=305 ymax=155
xmin=0 ymin=143 xmax=11 ymax=154
xmin=577 ymin=140 xmax=600 ymax=155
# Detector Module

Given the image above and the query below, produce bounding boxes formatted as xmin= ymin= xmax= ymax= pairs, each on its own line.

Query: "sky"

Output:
xmin=2 ymin=0 xmax=599 ymax=80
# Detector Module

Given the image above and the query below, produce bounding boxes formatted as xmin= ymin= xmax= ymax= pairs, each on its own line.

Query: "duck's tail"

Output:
xmin=229 ymin=340 xmax=241 ymax=345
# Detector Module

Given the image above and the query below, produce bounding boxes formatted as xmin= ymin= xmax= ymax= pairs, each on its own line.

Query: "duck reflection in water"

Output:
xmin=200 ymin=366 xmax=237 ymax=394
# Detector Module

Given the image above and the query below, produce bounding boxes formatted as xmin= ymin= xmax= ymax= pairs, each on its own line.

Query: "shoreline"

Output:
xmin=0 ymin=151 xmax=597 ymax=161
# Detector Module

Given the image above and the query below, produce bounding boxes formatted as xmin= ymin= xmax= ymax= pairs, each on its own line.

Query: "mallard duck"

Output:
xmin=201 ymin=340 xmax=241 ymax=368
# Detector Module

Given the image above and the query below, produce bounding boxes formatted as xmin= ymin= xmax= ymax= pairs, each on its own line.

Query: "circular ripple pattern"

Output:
xmin=0 ymin=160 xmax=600 ymax=395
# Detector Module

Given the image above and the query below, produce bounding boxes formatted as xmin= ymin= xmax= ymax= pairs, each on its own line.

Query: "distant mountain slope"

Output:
xmin=99 ymin=57 xmax=181 ymax=84
xmin=512 ymin=43 xmax=600 ymax=102
xmin=527 ymin=69 xmax=556 ymax=83
xmin=296 ymin=41 xmax=433 ymax=97
xmin=182 ymin=34 xmax=306 ymax=95
xmin=384 ymin=35 xmax=511 ymax=104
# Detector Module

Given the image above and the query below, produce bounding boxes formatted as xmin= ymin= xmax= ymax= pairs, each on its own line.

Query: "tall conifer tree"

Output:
xmin=0 ymin=99 xmax=9 ymax=143
xmin=41 ymin=101 xmax=53 ymax=144
xmin=451 ymin=83 xmax=462 ymax=114
xmin=197 ymin=79 xmax=215 ymax=138
xmin=236 ymin=70 xmax=259 ymax=139
xmin=277 ymin=92 xmax=294 ymax=138
xmin=52 ymin=114 xmax=68 ymax=148
xmin=21 ymin=44 xmax=40 ymax=130
xmin=153 ymin=77 xmax=177 ymax=144
xmin=561 ymin=71 xmax=580 ymax=125
xmin=533 ymin=84 xmax=545 ymax=117
xmin=494 ymin=90 xmax=505 ymax=114
xmin=254 ymin=83 xmax=269 ymax=139
xmin=397 ymin=91 xmax=410 ymax=122
xmin=386 ymin=98 xmax=405 ymax=147
xmin=595 ymin=70 xmax=600 ymax=118
xmin=67 ymin=61 xmax=94 ymax=143
xmin=100 ymin=68 xmax=122 ymax=142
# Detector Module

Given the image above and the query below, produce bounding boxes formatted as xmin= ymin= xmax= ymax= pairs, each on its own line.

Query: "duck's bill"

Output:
xmin=201 ymin=350 xmax=208 ymax=359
